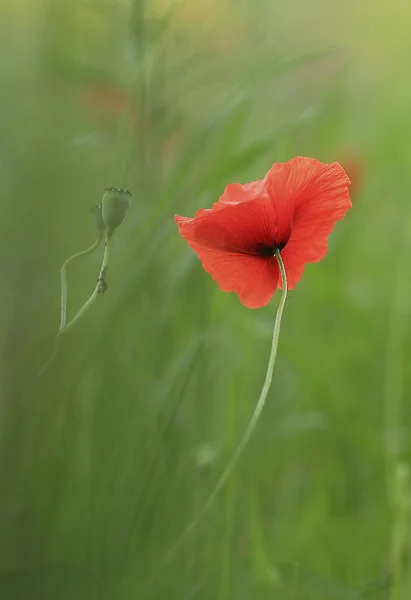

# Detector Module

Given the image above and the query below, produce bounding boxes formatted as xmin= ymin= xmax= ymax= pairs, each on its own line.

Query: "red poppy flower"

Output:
xmin=175 ymin=157 xmax=351 ymax=308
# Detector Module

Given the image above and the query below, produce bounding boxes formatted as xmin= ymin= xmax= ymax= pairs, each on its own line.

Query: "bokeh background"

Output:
xmin=1 ymin=0 xmax=411 ymax=598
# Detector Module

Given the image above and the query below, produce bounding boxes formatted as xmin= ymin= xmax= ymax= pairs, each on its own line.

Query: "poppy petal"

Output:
xmin=175 ymin=199 xmax=280 ymax=308
xmin=192 ymin=179 xmax=267 ymax=220
xmin=190 ymin=247 xmax=279 ymax=308
xmin=177 ymin=197 xmax=278 ymax=255
xmin=277 ymin=160 xmax=351 ymax=289
xmin=265 ymin=157 xmax=351 ymax=246
xmin=215 ymin=179 xmax=267 ymax=208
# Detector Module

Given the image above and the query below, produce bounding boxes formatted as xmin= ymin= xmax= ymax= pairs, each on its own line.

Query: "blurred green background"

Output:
xmin=1 ymin=0 xmax=411 ymax=598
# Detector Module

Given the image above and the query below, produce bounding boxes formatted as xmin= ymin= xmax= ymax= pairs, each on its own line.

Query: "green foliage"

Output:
xmin=1 ymin=0 xmax=411 ymax=599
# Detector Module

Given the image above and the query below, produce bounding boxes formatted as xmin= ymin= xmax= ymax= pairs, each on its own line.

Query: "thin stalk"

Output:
xmin=390 ymin=464 xmax=410 ymax=600
xmin=163 ymin=249 xmax=288 ymax=563
xmin=38 ymin=234 xmax=103 ymax=377
xmin=384 ymin=229 xmax=411 ymax=502
xmin=59 ymin=235 xmax=103 ymax=333
xmin=58 ymin=233 xmax=112 ymax=338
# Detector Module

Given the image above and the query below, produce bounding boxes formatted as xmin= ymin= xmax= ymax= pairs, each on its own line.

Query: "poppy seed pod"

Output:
xmin=102 ymin=188 xmax=132 ymax=234
xmin=90 ymin=204 xmax=106 ymax=233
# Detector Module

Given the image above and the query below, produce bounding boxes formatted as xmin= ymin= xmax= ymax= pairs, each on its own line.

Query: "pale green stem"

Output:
xmin=58 ymin=233 xmax=112 ymax=338
xmin=59 ymin=235 xmax=103 ymax=333
xmin=38 ymin=234 xmax=103 ymax=377
xmin=164 ymin=249 xmax=288 ymax=564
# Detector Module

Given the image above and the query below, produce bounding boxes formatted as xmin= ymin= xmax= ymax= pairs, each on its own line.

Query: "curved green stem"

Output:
xmin=164 ymin=249 xmax=288 ymax=563
xmin=38 ymin=234 xmax=103 ymax=378
xmin=58 ymin=233 xmax=111 ymax=338
xmin=59 ymin=235 xmax=103 ymax=333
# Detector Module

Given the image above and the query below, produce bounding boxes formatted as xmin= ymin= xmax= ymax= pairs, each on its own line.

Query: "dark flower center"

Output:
xmin=255 ymin=241 xmax=287 ymax=256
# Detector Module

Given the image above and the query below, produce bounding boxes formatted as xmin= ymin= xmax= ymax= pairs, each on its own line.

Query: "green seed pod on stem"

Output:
xmin=102 ymin=188 xmax=131 ymax=235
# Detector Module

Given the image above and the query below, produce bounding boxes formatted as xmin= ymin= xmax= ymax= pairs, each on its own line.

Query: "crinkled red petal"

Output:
xmin=216 ymin=179 xmax=267 ymax=208
xmin=265 ymin=158 xmax=351 ymax=289
xmin=193 ymin=178 xmax=268 ymax=220
xmin=175 ymin=198 xmax=280 ymax=308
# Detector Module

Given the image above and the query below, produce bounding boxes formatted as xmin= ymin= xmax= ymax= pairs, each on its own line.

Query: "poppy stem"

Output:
xmin=163 ymin=249 xmax=288 ymax=564
xmin=58 ymin=232 xmax=112 ymax=338
xmin=38 ymin=234 xmax=104 ymax=377
xmin=59 ymin=234 xmax=104 ymax=333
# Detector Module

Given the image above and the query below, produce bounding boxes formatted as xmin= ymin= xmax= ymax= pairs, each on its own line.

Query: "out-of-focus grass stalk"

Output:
xmin=125 ymin=0 xmax=148 ymax=185
xmin=383 ymin=225 xmax=411 ymax=500
xmin=390 ymin=463 xmax=410 ymax=600
xmin=384 ymin=223 xmax=411 ymax=599
xmin=219 ymin=392 xmax=236 ymax=600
